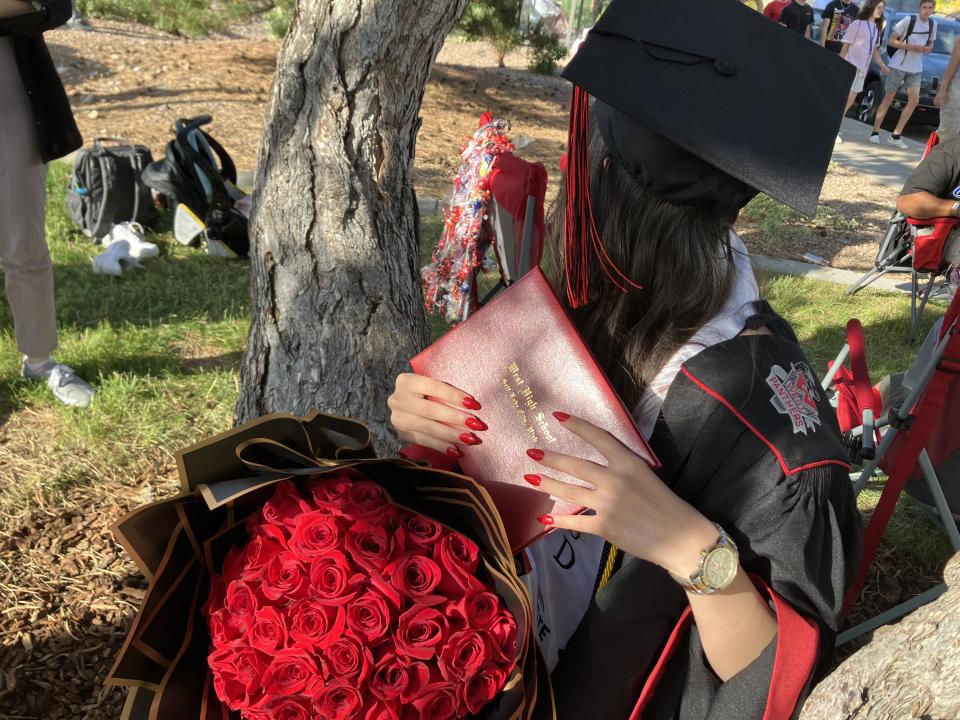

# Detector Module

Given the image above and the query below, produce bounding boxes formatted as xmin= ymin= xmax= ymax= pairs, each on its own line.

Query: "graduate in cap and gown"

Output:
xmin=388 ymin=0 xmax=864 ymax=717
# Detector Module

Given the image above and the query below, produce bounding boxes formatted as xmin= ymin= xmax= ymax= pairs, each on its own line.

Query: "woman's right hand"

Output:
xmin=388 ymin=373 xmax=487 ymax=459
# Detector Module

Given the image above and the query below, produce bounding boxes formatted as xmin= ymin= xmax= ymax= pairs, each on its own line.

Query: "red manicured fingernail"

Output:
xmin=526 ymin=448 xmax=544 ymax=461
xmin=462 ymin=397 xmax=482 ymax=410
xmin=460 ymin=432 xmax=482 ymax=446
xmin=446 ymin=446 xmax=463 ymax=458
xmin=524 ymin=474 xmax=541 ymax=487
xmin=553 ymin=411 xmax=570 ymax=423
xmin=465 ymin=417 xmax=488 ymax=431
xmin=537 ymin=514 xmax=554 ymax=525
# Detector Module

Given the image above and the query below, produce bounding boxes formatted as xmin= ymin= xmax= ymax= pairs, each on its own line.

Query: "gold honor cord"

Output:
xmin=596 ymin=544 xmax=620 ymax=594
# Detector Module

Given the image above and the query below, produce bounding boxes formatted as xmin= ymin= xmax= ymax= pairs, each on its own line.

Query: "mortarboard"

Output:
xmin=559 ymin=0 xmax=855 ymax=307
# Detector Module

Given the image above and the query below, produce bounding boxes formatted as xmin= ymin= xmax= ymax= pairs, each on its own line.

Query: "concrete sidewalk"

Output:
xmin=752 ymin=253 xmax=952 ymax=302
xmin=831 ymin=117 xmax=926 ymax=190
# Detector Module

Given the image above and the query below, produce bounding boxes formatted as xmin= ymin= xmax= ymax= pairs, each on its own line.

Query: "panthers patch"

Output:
xmin=766 ymin=362 xmax=822 ymax=435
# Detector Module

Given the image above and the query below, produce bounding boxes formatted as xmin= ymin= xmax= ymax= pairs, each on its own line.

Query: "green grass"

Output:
xmin=0 ymin=162 xmax=250 ymax=510
xmin=742 ymin=188 xmax=862 ymax=243
xmin=77 ymin=0 xmax=257 ymax=36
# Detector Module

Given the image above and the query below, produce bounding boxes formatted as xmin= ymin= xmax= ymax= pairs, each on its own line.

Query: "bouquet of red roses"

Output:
xmin=205 ymin=476 xmax=518 ymax=720
xmin=105 ymin=412 xmax=551 ymax=720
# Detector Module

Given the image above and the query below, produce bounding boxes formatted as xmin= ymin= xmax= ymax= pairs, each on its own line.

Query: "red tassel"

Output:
xmin=563 ymin=86 xmax=643 ymax=308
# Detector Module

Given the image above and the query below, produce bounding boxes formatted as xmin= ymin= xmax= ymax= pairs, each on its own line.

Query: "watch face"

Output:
xmin=702 ymin=546 xmax=738 ymax=589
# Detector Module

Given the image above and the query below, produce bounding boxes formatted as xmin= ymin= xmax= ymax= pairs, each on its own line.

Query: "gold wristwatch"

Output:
xmin=670 ymin=523 xmax=739 ymax=595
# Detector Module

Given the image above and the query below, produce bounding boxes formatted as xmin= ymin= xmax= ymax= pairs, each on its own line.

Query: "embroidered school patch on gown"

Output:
xmin=766 ymin=362 xmax=821 ymax=435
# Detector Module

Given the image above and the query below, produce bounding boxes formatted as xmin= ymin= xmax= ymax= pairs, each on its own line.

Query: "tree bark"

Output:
xmin=237 ymin=0 xmax=468 ymax=451
xmin=799 ymin=553 xmax=960 ymax=719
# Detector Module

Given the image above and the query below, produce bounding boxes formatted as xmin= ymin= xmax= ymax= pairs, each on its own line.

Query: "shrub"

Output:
xmin=265 ymin=0 xmax=293 ymax=38
xmin=525 ymin=22 xmax=565 ymax=76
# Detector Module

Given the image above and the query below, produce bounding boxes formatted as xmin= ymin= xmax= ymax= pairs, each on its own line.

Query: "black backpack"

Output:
xmin=66 ymin=138 xmax=157 ymax=239
xmin=141 ymin=116 xmax=249 ymax=258
xmin=887 ymin=15 xmax=936 ymax=60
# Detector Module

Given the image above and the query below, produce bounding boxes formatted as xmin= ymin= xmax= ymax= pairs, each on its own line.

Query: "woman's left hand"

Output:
xmin=524 ymin=412 xmax=720 ymax=579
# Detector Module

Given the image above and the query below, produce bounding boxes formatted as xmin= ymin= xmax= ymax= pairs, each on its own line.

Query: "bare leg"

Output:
xmin=844 ymin=91 xmax=857 ymax=115
xmin=893 ymin=86 xmax=921 ymax=135
xmin=873 ymin=90 xmax=897 ymax=133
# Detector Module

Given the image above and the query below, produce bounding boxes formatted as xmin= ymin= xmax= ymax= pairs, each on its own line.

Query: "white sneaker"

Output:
xmin=869 ymin=133 xmax=881 ymax=144
xmin=836 ymin=134 xmax=844 ymax=144
xmin=887 ymin=135 xmax=908 ymax=150
xmin=102 ymin=222 xmax=159 ymax=260
xmin=92 ymin=240 xmax=132 ymax=276
xmin=22 ymin=361 xmax=96 ymax=408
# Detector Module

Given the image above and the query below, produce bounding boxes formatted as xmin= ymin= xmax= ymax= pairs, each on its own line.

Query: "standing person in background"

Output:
xmin=935 ymin=32 xmax=960 ymax=139
xmin=65 ymin=1 xmax=91 ymax=31
xmin=821 ymin=0 xmax=860 ymax=53
xmin=869 ymin=0 xmax=937 ymax=149
xmin=763 ymin=0 xmax=791 ymax=22
xmin=839 ymin=0 xmax=890 ymax=143
xmin=779 ymin=0 xmax=814 ymax=38
xmin=0 ymin=0 xmax=96 ymax=407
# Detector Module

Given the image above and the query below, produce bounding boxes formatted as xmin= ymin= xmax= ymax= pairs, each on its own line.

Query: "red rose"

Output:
xmin=445 ymin=591 xmax=501 ymax=630
xmin=370 ymin=652 xmax=430 ymax=703
xmin=346 ymin=480 xmax=390 ymax=517
xmin=307 ymin=476 xmax=353 ymax=513
xmin=388 ymin=553 xmax=444 ymax=606
xmin=259 ymin=480 xmax=311 ymax=527
xmin=220 ymin=546 xmax=246 ymax=584
xmin=395 ymin=606 xmax=449 ymax=661
xmin=225 ymin=580 xmax=258 ymax=630
xmin=363 ymin=697 xmax=401 ymax=720
xmin=208 ymin=609 xmax=242 ymax=645
xmin=208 ymin=645 xmax=269 ymax=710
xmin=345 ymin=589 xmax=393 ymax=643
xmin=459 ymin=664 xmax=508 ymax=714
xmin=264 ymin=697 xmax=312 ymax=720
xmin=261 ymin=647 xmax=323 ymax=698
xmin=488 ymin=612 xmax=518 ymax=663
xmin=399 ymin=511 xmax=444 ymax=549
xmin=345 ymin=521 xmax=395 ymax=573
xmin=290 ymin=511 xmax=342 ymax=558
xmin=410 ymin=683 xmax=459 ymax=720
xmin=309 ymin=550 xmax=362 ymax=605
xmin=314 ymin=681 xmax=364 ymax=720
xmin=437 ymin=629 xmax=490 ymax=681
xmin=289 ymin=600 xmax=346 ymax=650
xmin=260 ymin=551 xmax=308 ymax=602
xmin=240 ymin=526 xmax=288 ymax=582
xmin=327 ymin=633 xmax=374 ymax=685
xmin=247 ymin=605 xmax=288 ymax=653
xmin=432 ymin=532 xmax=483 ymax=597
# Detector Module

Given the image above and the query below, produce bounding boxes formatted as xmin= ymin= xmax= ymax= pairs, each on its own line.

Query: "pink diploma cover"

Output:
xmin=411 ymin=268 xmax=658 ymax=552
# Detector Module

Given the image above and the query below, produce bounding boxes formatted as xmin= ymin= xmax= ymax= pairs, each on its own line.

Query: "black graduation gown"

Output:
xmin=550 ymin=331 xmax=863 ymax=720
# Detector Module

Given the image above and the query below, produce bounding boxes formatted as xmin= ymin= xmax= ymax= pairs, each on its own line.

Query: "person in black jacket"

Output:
xmin=0 ymin=0 xmax=95 ymax=407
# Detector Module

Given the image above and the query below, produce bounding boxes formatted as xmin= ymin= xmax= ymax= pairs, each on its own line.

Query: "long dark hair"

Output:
xmin=546 ymin=118 xmax=735 ymax=409
xmin=858 ymin=0 xmax=885 ymax=40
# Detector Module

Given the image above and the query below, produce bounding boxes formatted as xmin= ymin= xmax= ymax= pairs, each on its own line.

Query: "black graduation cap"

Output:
xmin=558 ymin=0 xmax=855 ymax=307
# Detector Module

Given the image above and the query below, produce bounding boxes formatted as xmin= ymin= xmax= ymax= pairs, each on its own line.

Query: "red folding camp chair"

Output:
xmin=847 ymin=132 xmax=960 ymax=342
xmin=822 ymin=290 xmax=960 ymax=642
xmin=462 ymin=154 xmax=548 ymax=318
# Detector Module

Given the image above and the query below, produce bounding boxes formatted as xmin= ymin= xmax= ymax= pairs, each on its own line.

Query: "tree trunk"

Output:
xmin=237 ymin=0 xmax=468 ymax=451
xmin=799 ymin=553 xmax=960 ymax=719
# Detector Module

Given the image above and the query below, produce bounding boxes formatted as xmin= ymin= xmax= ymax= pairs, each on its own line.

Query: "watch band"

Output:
xmin=951 ymin=201 xmax=960 ymax=218
xmin=670 ymin=523 xmax=739 ymax=596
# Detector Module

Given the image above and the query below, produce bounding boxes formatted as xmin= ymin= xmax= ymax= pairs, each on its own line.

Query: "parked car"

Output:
xmin=810 ymin=1 xmax=960 ymax=127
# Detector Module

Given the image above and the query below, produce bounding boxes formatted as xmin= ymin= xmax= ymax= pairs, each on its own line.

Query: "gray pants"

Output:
xmin=939 ymin=81 xmax=960 ymax=140
xmin=0 ymin=38 xmax=58 ymax=358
